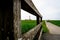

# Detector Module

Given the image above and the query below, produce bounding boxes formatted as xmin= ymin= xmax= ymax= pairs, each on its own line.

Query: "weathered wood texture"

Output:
xmin=33 ymin=24 xmax=42 ymax=40
xmin=22 ymin=23 xmax=42 ymax=40
xmin=0 ymin=0 xmax=14 ymax=40
xmin=21 ymin=0 xmax=38 ymax=16
xmin=0 ymin=0 xmax=42 ymax=40
xmin=21 ymin=0 xmax=42 ymax=17
xmin=21 ymin=0 xmax=42 ymax=40
xmin=0 ymin=0 xmax=21 ymax=40
xmin=13 ymin=0 xmax=21 ymax=39
xmin=38 ymin=29 xmax=43 ymax=40
xmin=25 ymin=0 xmax=42 ymax=17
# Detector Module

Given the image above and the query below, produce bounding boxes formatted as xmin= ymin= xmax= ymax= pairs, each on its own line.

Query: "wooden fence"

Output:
xmin=0 ymin=0 xmax=42 ymax=40
xmin=21 ymin=0 xmax=42 ymax=40
xmin=22 ymin=23 xmax=42 ymax=40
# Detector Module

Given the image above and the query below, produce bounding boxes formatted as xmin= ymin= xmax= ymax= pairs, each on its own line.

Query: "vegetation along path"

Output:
xmin=43 ymin=21 xmax=60 ymax=40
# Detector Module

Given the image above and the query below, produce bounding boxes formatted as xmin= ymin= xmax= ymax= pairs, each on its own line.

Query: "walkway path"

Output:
xmin=42 ymin=22 xmax=60 ymax=40
xmin=46 ymin=22 xmax=60 ymax=34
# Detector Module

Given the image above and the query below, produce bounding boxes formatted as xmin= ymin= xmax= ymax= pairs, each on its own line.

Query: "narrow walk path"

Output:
xmin=42 ymin=21 xmax=60 ymax=40
xmin=46 ymin=22 xmax=60 ymax=34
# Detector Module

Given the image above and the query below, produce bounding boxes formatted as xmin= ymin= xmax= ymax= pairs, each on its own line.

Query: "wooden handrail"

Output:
xmin=38 ymin=29 xmax=43 ymax=40
xmin=22 ymin=23 xmax=42 ymax=40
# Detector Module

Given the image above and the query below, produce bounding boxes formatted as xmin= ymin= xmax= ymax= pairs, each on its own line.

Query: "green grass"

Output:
xmin=21 ymin=20 xmax=36 ymax=34
xmin=21 ymin=20 xmax=49 ymax=34
xmin=42 ymin=21 xmax=49 ymax=33
xmin=47 ymin=20 xmax=60 ymax=26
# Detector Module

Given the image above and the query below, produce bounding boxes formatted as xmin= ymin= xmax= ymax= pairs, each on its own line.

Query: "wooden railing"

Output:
xmin=22 ymin=23 xmax=42 ymax=40
xmin=0 ymin=0 xmax=42 ymax=40
xmin=21 ymin=0 xmax=43 ymax=40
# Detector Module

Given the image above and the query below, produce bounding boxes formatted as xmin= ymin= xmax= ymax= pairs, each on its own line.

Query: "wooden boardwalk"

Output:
xmin=42 ymin=22 xmax=60 ymax=40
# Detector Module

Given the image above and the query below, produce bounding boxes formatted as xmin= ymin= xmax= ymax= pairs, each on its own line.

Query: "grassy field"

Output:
xmin=21 ymin=20 xmax=36 ymax=34
xmin=42 ymin=21 xmax=49 ymax=33
xmin=47 ymin=20 xmax=60 ymax=27
xmin=21 ymin=20 xmax=49 ymax=34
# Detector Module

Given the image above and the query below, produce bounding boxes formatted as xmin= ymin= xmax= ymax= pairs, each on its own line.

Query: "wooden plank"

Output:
xmin=24 ymin=0 xmax=42 ymax=17
xmin=21 ymin=0 xmax=39 ymax=16
xmin=0 ymin=0 xmax=21 ymax=40
xmin=22 ymin=23 xmax=42 ymax=40
xmin=0 ymin=0 xmax=14 ymax=40
xmin=33 ymin=25 xmax=42 ymax=40
xmin=0 ymin=10 xmax=4 ymax=40
xmin=13 ymin=0 xmax=21 ymax=40
xmin=38 ymin=29 xmax=43 ymax=40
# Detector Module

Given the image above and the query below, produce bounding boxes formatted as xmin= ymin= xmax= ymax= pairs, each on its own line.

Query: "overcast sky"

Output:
xmin=21 ymin=0 xmax=60 ymax=20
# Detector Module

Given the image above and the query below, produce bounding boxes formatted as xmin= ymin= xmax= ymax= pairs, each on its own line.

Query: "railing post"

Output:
xmin=13 ymin=0 xmax=21 ymax=39
xmin=41 ymin=17 xmax=42 ymax=22
xmin=0 ymin=0 xmax=21 ymax=40
xmin=0 ymin=0 xmax=14 ymax=40
xmin=36 ymin=16 xmax=39 ymax=25
xmin=39 ymin=17 xmax=42 ymax=22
